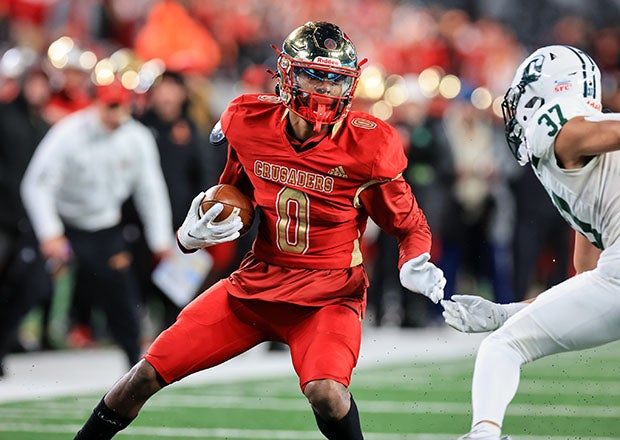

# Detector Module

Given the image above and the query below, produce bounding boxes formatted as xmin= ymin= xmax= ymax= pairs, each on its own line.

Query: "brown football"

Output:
xmin=199 ymin=184 xmax=255 ymax=236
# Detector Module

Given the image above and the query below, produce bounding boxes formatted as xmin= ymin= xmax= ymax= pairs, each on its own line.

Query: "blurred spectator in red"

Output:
xmin=186 ymin=0 xmax=264 ymax=75
xmin=133 ymin=0 xmax=221 ymax=136
xmin=134 ymin=0 xmax=221 ymax=76
xmin=238 ymin=64 xmax=273 ymax=94
xmin=45 ymin=46 xmax=93 ymax=123
xmin=380 ymin=6 xmax=451 ymax=75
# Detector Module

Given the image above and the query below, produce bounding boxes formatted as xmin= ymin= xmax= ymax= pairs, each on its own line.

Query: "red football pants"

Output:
xmin=144 ymin=280 xmax=362 ymax=390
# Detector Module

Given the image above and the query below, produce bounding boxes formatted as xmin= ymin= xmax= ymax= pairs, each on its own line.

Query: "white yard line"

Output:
xmin=0 ymin=423 xmax=618 ymax=440
xmin=0 ymin=327 xmax=485 ymax=403
xmin=4 ymin=394 xmax=620 ymax=419
xmin=143 ymin=394 xmax=620 ymax=418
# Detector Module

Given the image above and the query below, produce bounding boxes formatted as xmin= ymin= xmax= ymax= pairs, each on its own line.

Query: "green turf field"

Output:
xmin=1 ymin=340 xmax=619 ymax=440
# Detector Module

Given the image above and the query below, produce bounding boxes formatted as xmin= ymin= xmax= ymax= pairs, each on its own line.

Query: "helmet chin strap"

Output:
xmin=311 ymin=94 xmax=337 ymax=132
xmin=313 ymin=107 xmax=326 ymax=132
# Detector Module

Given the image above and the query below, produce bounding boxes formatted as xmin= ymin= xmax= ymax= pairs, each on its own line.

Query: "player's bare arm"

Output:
xmin=573 ymin=230 xmax=602 ymax=273
xmin=555 ymin=116 xmax=620 ymax=168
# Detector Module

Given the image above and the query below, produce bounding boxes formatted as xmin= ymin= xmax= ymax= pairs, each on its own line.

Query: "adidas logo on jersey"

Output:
xmin=328 ymin=166 xmax=348 ymax=178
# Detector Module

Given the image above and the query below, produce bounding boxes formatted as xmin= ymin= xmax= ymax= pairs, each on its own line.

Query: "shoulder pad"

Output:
xmin=209 ymin=120 xmax=227 ymax=146
xmin=526 ymin=97 xmax=596 ymax=159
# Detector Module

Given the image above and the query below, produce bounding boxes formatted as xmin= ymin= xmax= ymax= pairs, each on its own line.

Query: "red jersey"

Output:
xmin=217 ymin=94 xmax=431 ymax=306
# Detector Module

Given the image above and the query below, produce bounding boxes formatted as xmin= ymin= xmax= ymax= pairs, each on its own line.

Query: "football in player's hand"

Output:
xmin=199 ymin=184 xmax=255 ymax=236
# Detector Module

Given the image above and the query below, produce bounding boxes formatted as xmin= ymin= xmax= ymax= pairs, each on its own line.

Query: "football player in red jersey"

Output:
xmin=74 ymin=21 xmax=445 ymax=440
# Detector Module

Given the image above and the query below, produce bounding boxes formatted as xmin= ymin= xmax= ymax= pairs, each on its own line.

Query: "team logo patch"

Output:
xmin=351 ymin=118 xmax=377 ymax=129
xmin=258 ymin=95 xmax=281 ymax=103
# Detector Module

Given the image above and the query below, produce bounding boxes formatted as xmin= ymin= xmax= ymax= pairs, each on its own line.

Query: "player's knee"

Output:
xmin=304 ymin=379 xmax=350 ymax=420
xmin=126 ymin=360 xmax=165 ymax=398
xmin=481 ymin=329 xmax=515 ymax=353
xmin=480 ymin=329 xmax=530 ymax=364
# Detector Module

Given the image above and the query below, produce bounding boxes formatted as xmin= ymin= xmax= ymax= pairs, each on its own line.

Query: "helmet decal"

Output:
xmin=554 ymin=79 xmax=572 ymax=93
xmin=324 ymin=38 xmax=337 ymax=50
xmin=521 ymin=54 xmax=544 ymax=85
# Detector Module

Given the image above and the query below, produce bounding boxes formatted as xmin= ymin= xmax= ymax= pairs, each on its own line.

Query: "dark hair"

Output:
xmin=159 ymin=70 xmax=186 ymax=87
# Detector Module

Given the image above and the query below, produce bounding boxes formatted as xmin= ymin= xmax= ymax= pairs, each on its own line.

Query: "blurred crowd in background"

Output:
xmin=2 ymin=0 xmax=620 ymax=357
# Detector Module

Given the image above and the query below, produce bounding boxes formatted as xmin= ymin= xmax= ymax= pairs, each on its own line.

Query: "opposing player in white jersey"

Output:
xmin=441 ymin=45 xmax=620 ymax=440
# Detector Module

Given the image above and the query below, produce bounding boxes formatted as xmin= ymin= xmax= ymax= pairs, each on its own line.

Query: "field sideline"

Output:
xmin=1 ymin=326 xmax=619 ymax=439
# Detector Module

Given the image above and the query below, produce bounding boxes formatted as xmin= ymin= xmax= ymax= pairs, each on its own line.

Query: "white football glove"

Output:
xmin=399 ymin=253 xmax=446 ymax=303
xmin=440 ymin=295 xmax=528 ymax=333
xmin=177 ymin=192 xmax=243 ymax=250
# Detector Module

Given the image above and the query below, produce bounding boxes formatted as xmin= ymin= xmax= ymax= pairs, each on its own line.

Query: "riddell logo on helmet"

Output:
xmin=554 ymin=80 xmax=572 ymax=92
xmin=314 ymin=56 xmax=342 ymax=67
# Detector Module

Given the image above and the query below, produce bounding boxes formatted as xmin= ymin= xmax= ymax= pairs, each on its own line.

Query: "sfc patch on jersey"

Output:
xmin=351 ymin=118 xmax=377 ymax=129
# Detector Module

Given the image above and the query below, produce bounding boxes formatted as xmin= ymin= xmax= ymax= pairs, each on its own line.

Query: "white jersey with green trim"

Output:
xmin=524 ymin=96 xmax=620 ymax=251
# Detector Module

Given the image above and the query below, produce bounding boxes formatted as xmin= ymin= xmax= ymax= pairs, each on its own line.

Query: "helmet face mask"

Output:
xmin=276 ymin=21 xmax=363 ymax=131
xmin=502 ymin=81 xmax=533 ymax=166
xmin=501 ymin=45 xmax=602 ymax=165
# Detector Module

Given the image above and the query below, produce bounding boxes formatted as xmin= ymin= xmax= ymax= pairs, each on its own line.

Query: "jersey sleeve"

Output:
xmin=362 ymin=122 xmax=427 ymax=267
xmin=358 ymin=177 xmax=432 ymax=268
xmin=217 ymin=145 xmax=253 ymax=199
xmin=526 ymin=96 xmax=601 ymax=160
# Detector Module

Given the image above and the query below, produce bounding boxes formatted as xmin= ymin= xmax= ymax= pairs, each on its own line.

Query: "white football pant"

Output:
xmin=469 ymin=239 xmax=620 ymax=427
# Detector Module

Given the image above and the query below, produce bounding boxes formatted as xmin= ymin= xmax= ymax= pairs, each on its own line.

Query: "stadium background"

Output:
xmin=1 ymin=0 xmax=620 ymax=438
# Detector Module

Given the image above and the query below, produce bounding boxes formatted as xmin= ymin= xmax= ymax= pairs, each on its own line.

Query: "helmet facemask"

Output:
xmin=274 ymin=21 xmax=364 ymax=132
xmin=277 ymin=53 xmax=360 ymax=131
xmin=502 ymin=81 xmax=541 ymax=166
